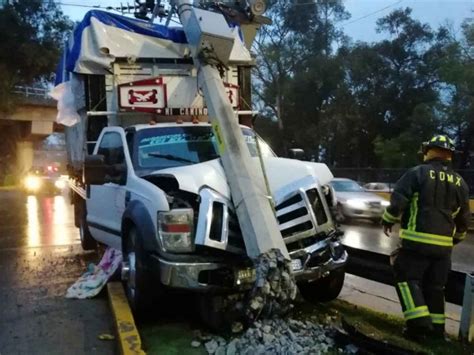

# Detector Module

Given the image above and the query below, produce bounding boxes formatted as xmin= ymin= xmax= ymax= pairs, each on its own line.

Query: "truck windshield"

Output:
xmin=136 ymin=126 xmax=275 ymax=170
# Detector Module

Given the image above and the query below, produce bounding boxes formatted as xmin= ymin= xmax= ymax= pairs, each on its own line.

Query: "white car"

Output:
xmin=330 ymin=178 xmax=390 ymax=223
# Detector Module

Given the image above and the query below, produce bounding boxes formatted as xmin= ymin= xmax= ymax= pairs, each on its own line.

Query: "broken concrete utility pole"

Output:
xmin=171 ymin=0 xmax=289 ymax=260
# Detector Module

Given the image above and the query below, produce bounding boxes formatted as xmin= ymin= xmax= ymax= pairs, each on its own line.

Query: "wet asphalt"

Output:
xmin=0 ymin=190 xmax=115 ymax=355
xmin=0 ymin=189 xmax=472 ymax=354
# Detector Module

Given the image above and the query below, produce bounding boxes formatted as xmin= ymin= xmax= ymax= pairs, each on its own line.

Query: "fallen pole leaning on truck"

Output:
xmin=172 ymin=0 xmax=297 ymax=318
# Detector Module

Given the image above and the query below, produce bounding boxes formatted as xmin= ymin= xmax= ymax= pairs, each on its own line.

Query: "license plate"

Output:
xmin=291 ymin=258 xmax=303 ymax=271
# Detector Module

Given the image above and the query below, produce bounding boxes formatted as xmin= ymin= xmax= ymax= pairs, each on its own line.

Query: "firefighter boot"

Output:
xmin=423 ymin=255 xmax=451 ymax=340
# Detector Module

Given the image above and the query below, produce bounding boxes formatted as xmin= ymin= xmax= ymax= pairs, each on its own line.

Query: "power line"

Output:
xmin=288 ymin=0 xmax=405 ymax=26
xmin=342 ymin=0 xmax=405 ymax=26
xmin=56 ymin=2 xmax=105 ymax=9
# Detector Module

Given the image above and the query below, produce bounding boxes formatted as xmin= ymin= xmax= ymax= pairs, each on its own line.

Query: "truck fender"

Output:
xmin=121 ymin=200 xmax=159 ymax=253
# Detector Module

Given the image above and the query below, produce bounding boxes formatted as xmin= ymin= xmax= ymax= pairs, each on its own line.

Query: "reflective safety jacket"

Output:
xmin=383 ymin=158 xmax=470 ymax=254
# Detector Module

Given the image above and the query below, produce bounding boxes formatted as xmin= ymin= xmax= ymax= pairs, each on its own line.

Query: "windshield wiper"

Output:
xmin=147 ymin=153 xmax=197 ymax=164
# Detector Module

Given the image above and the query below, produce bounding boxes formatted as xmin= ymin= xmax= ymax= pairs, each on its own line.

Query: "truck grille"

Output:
xmin=195 ymin=184 xmax=333 ymax=254
xmin=276 ymin=193 xmax=312 ymax=238
xmin=275 ymin=188 xmax=329 ymax=247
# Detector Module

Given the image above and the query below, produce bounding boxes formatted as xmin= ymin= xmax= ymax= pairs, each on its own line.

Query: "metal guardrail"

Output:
xmin=12 ymin=85 xmax=50 ymax=99
xmin=344 ymin=245 xmax=466 ymax=306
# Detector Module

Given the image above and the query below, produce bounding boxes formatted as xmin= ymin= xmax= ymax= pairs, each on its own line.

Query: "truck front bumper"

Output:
xmin=151 ymin=240 xmax=348 ymax=292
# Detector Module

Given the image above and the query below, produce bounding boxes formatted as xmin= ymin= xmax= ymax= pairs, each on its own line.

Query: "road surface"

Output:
xmin=0 ymin=190 xmax=114 ymax=355
xmin=340 ymin=220 xmax=474 ymax=272
xmin=1 ymin=190 xmax=471 ymax=352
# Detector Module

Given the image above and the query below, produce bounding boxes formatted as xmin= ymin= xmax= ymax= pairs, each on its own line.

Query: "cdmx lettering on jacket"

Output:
xmin=428 ymin=170 xmax=462 ymax=186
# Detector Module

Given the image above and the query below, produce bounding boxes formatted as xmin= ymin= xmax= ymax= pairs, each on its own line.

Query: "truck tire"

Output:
xmin=79 ymin=211 xmax=96 ymax=251
xmin=298 ymin=268 xmax=345 ymax=303
xmin=123 ymin=227 xmax=153 ymax=318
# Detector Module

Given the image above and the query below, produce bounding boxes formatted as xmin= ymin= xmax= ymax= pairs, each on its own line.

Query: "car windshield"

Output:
xmin=331 ymin=180 xmax=365 ymax=192
xmin=136 ymin=126 xmax=275 ymax=170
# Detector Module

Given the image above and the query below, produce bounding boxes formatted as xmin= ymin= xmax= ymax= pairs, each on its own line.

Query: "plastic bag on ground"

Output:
xmin=66 ymin=247 xmax=122 ymax=299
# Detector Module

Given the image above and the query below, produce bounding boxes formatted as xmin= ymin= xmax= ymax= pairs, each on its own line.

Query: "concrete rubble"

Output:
xmin=244 ymin=249 xmax=298 ymax=322
xmin=196 ymin=318 xmax=336 ymax=355
xmin=190 ymin=250 xmax=342 ymax=354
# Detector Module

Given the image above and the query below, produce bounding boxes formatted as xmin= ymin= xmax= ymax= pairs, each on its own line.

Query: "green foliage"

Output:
xmin=254 ymin=4 xmax=473 ymax=168
xmin=0 ymin=0 xmax=73 ymax=112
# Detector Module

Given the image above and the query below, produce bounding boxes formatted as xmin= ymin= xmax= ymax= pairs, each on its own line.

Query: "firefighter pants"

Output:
xmin=392 ymin=248 xmax=451 ymax=334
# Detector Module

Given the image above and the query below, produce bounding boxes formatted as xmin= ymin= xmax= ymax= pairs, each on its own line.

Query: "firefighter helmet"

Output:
xmin=422 ymin=135 xmax=456 ymax=154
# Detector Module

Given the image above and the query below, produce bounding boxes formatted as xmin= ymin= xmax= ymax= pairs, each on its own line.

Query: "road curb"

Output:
xmin=107 ymin=282 xmax=146 ymax=355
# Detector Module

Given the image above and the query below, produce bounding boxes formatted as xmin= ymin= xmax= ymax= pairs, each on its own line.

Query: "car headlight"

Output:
xmin=381 ymin=200 xmax=390 ymax=207
xmin=25 ymin=176 xmax=41 ymax=191
xmin=54 ymin=179 xmax=67 ymax=189
xmin=346 ymin=199 xmax=366 ymax=209
xmin=158 ymin=208 xmax=194 ymax=253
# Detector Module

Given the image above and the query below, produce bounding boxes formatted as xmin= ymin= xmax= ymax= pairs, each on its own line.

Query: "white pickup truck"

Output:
xmin=79 ymin=121 xmax=347 ymax=315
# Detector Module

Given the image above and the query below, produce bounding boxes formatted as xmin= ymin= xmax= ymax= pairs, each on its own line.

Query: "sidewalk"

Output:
xmin=340 ymin=274 xmax=461 ymax=336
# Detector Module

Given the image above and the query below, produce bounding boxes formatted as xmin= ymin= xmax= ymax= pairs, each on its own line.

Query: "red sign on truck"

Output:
xmin=118 ymin=77 xmax=239 ymax=114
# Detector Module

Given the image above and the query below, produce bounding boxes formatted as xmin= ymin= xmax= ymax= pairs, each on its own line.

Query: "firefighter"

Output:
xmin=382 ymin=134 xmax=471 ymax=341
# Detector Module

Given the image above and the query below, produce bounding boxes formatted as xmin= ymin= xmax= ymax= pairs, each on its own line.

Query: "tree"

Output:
xmin=0 ymin=0 xmax=73 ymax=112
xmin=253 ymin=0 xmax=349 ymax=156
xmin=439 ymin=20 xmax=474 ymax=168
xmin=337 ymin=8 xmax=449 ymax=167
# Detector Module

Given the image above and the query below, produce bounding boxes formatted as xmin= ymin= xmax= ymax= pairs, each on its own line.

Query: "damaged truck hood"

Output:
xmin=148 ymin=157 xmax=333 ymax=200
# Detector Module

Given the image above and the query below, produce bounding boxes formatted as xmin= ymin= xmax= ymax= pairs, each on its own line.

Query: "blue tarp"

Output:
xmin=56 ymin=10 xmax=187 ymax=85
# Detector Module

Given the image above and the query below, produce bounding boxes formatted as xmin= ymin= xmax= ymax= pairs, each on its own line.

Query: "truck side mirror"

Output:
xmin=84 ymin=155 xmax=107 ymax=185
xmin=288 ymin=148 xmax=306 ymax=160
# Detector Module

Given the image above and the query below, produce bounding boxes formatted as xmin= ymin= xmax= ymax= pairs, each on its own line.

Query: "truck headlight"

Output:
xmin=381 ymin=200 xmax=390 ymax=207
xmin=25 ymin=175 xmax=41 ymax=191
xmin=158 ymin=209 xmax=194 ymax=253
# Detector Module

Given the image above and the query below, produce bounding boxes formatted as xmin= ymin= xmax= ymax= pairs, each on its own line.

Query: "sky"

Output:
xmin=60 ymin=0 xmax=473 ymax=42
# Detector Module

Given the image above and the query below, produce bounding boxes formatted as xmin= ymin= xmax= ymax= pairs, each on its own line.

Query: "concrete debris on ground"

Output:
xmin=194 ymin=318 xmax=336 ymax=355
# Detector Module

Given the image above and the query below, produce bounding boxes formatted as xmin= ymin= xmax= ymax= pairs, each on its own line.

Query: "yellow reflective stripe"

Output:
xmin=408 ymin=193 xmax=419 ymax=231
xmin=439 ymin=136 xmax=447 ymax=142
xmin=398 ymin=282 xmax=415 ymax=310
xmin=404 ymin=306 xmax=430 ymax=321
xmin=452 ymin=207 xmax=461 ymax=218
xmin=400 ymin=229 xmax=453 ymax=247
xmin=431 ymin=313 xmax=445 ymax=324
xmin=383 ymin=209 xmax=400 ymax=223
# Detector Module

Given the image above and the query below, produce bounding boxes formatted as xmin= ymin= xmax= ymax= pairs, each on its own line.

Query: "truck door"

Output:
xmin=87 ymin=130 xmax=128 ymax=249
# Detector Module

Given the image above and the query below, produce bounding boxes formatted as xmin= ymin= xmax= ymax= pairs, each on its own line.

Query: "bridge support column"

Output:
xmin=16 ymin=140 xmax=34 ymax=177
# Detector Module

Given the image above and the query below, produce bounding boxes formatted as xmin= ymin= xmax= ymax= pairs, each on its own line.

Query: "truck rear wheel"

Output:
xmin=298 ymin=268 xmax=345 ymax=303
xmin=123 ymin=227 xmax=153 ymax=318
xmin=79 ymin=212 xmax=96 ymax=251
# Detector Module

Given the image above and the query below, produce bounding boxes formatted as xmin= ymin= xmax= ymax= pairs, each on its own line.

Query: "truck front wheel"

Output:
xmin=298 ymin=268 xmax=345 ymax=303
xmin=123 ymin=227 xmax=153 ymax=318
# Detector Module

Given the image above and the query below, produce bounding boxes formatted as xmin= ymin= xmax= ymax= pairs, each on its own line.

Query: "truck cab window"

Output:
xmin=135 ymin=126 xmax=275 ymax=171
xmin=97 ymin=132 xmax=125 ymax=166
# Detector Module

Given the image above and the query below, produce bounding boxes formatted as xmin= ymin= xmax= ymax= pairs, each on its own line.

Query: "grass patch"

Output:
xmin=138 ymin=297 xmax=473 ymax=354
xmin=139 ymin=321 xmax=206 ymax=355
xmin=293 ymin=299 xmax=474 ymax=355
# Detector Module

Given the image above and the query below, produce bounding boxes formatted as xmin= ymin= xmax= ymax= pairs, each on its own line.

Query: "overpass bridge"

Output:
xmin=0 ymin=86 xmax=59 ymax=182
